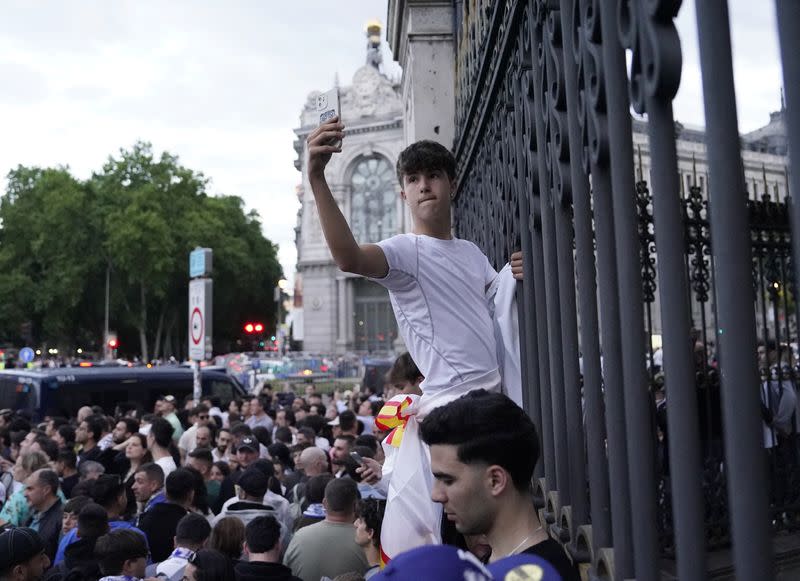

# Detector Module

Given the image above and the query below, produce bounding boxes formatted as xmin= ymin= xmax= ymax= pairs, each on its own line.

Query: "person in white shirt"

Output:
xmin=178 ymin=405 xmax=212 ymax=456
xmin=147 ymin=418 xmax=177 ymax=478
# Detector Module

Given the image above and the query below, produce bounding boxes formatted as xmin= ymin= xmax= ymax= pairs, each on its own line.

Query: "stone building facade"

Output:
xmin=293 ymin=31 xmax=408 ymax=354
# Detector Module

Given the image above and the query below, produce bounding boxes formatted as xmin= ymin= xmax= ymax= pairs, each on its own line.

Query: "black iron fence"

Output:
xmin=451 ymin=1 xmax=799 ymax=579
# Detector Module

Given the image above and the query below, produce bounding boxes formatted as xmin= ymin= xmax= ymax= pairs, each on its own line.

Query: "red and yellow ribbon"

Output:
xmin=376 ymin=395 xmax=415 ymax=448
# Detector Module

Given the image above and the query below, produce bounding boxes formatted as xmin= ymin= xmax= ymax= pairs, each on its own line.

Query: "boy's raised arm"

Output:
xmin=306 ymin=119 xmax=389 ymax=279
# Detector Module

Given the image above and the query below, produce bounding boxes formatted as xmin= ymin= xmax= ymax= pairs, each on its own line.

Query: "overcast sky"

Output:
xmin=0 ymin=0 xmax=784 ymax=292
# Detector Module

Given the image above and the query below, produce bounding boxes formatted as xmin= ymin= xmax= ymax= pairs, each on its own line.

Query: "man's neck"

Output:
xmin=248 ymin=551 xmax=280 ymax=564
xmin=412 ymin=219 xmax=452 ymax=239
xmin=62 ymin=467 xmax=77 ymax=478
xmin=82 ymin=440 xmax=96 ymax=452
xmin=364 ymin=544 xmax=380 ymax=567
xmin=487 ymin=494 xmax=548 ymax=563
xmin=151 ymin=446 xmax=170 ymax=460
xmin=325 ymin=512 xmax=353 ymax=524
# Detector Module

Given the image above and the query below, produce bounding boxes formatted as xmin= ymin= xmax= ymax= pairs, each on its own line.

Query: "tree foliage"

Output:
xmin=0 ymin=142 xmax=283 ymax=359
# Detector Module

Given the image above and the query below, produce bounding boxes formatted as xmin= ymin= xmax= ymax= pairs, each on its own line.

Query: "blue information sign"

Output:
xmin=190 ymin=248 xmax=212 ymax=278
xmin=19 ymin=347 xmax=35 ymax=363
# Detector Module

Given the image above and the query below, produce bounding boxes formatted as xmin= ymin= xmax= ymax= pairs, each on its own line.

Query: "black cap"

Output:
xmin=237 ymin=436 xmax=258 ymax=453
xmin=0 ymin=528 xmax=44 ymax=570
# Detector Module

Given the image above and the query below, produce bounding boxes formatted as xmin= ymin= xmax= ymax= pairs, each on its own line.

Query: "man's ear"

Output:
xmin=243 ymin=540 xmax=251 ymax=556
xmin=322 ymin=498 xmax=329 ymax=511
xmin=486 ymin=465 xmax=510 ymax=497
xmin=400 ymin=188 xmax=407 ymax=202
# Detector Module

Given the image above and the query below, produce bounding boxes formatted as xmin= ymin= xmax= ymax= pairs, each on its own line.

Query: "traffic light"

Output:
xmin=244 ymin=322 xmax=264 ymax=335
xmin=107 ymin=336 xmax=119 ymax=349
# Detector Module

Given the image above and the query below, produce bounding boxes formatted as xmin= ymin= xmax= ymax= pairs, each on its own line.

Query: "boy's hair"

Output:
xmin=63 ymin=495 xmax=91 ymax=516
xmin=89 ymin=474 xmax=125 ymax=509
xmin=245 ymin=515 xmax=281 ymax=554
xmin=420 ymin=390 xmax=539 ymax=493
xmin=95 ymin=529 xmax=148 ymax=575
xmin=57 ymin=448 xmax=77 ymax=470
xmin=135 ymin=462 xmax=165 ymax=488
xmin=239 ymin=468 xmax=269 ymax=498
xmin=83 ymin=414 xmax=106 ymax=442
xmin=149 ymin=417 xmax=174 ymax=448
xmin=396 ymin=140 xmax=456 ymax=184
xmin=77 ymin=503 xmax=109 ymax=538
xmin=175 ymin=513 xmax=212 ymax=548
xmin=165 ymin=468 xmax=195 ymax=504
xmin=388 ymin=352 xmax=423 ymax=385
xmin=357 ymin=498 xmax=386 ymax=549
xmin=58 ymin=424 xmax=76 ymax=445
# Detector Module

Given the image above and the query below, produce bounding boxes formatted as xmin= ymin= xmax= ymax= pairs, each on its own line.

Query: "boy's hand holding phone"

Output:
xmin=307 ymin=87 xmax=344 ymax=179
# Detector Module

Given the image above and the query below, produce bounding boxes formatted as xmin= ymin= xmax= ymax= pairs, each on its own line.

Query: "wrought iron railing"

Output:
xmin=452 ymin=0 xmax=799 ymax=579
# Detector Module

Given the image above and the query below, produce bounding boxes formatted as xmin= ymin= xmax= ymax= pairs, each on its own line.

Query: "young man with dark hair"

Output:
xmin=55 ymin=448 xmax=79 ymax=498
xmin=146 ymin=418 xmax=176 ymax=478
xmin=330 ymin=435 xmax=355 ymax=479
xmin=307 ymin=122 xmax=524 ymax=560
xmin=138 ymin=468 xmax=194 ymax=562
xmin=48 ymin=503 xmax=108 ymax=580
xmin=246 ymin=396 xmax=274 ymax=432
xmin=94 ymin=529 xmax=149 ymax=581
xmin=60 ymin=495 xmax=90 ymax=537
xmin=420 ymin=390 xmax=578 ymax=580
xmin=236 ymin=516 xmax=301 ymax=581
xmin=146 ymin=513 xmax=211 ymax=581
xmin=283 ymin=478 xmax=367 ymax=580
xmin=178 ymin=404 xmax=212 ymax=456
xmin=354 ymin=498 xmax=386 ymax=579
xmin=75 ymin=415 xmax=105 ymax=465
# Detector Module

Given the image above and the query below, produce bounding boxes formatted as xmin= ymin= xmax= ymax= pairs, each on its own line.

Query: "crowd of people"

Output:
xmin=0 ymin=351 xmax=576 ymax=581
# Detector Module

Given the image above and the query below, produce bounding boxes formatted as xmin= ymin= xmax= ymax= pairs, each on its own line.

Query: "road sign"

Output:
xmin=188 ymin=278 xmax=213 ymax=360
xmin=19 ymin=348 xmax=34 ymax=364
xmin=189 ymin=248 xmax=213 ymax=278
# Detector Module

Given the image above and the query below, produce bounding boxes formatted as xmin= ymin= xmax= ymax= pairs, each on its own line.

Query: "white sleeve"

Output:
xmin=369 ymin=235 xmax=417 ymax=291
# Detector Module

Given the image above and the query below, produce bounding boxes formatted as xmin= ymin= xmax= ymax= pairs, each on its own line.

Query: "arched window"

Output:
xmin=350 ymin=156 xmax=397 ymax=243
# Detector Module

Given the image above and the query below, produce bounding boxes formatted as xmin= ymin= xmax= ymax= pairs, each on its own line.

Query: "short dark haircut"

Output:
xmin=306 ymin=474 xmax=334 ymax=504
xmin=119 ymin=418 xmax=139 ymax=435
xmin=175 ymin=513 xmax=212 ymax=548
xmin=230 ymin=423 xmax=252 ymax=437
xmin=388 ymin=351 xmax=423 ymax=384
xmin=278 ymin=409 xmax=295 ymax=426
xmin=334 ymin=434 xmax=355 ymax=449
xmin=212 ymin=461 xmax=231 ymax=478
xmin=420 ymin=390 xmax=539 ymax=492
xmin=338 ymin=411 xmax=357 ymax=432
xmin=245 ymin=515 xmax=281 ymax=554
xmin=188 ymin=448 xmax=214 ymax=466
xmin=355 ymin=434 xmax=378 ymax=454
xmin=274 ymin=426 xmax=292 ymax=445
xmin=50 ymin=417 xmax=69 ymax=430
xmin=95 ymin=529 xmax=148 ymax=575
xmin=188 ymin=548 xmax=235 ymax=581
xmin=63 ymin=495 xmax=91 ymax=516
xmin=83 ymin=414 xmax=106 ymax=442
xmin=324 ymin=477 xmax=360 ymax=514
xmin=396 ymin=140 xmax=456 ymax=184
xmin=135 ymin=462 xmax=165 ymax=488
xmin=90 ymin=474 xmax=126 ymax=509
xmin=77 ymin=502 xmax=109 ymax=538
xmin=357 ymin=498 xmax=386 ymax=549
xmin=34 ymin=435 xmax=58 ymax=461
xmin=298 ymin=427 xmax=316 ymax=443
xmin=192 ymin=404 xmax=210 ymax=416
xmin=238 ymin=468 xmax=269 ymax=499
xmin=165 ymin=468 xmax=195 ymax=503
xmin=35 ymin=469 xmax=60 ymax=496
xmin=267 ymin=442 xmax=293 ymax=470
xmin=252 ymin=426 xmax=272 ymax=448
xmin=58 ymin=424 xmax=76 ymax=445
xmin=57 ymin=448 xmax=77 ymax=470
xmin=150 ymin=417 xmax=174 ymax=448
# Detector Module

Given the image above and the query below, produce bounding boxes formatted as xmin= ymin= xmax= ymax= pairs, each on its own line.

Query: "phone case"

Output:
xmin=316 ymin=87 xmax=341 ymax=147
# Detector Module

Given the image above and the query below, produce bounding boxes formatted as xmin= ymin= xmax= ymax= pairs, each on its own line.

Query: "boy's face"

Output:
xmin=62 ymin=510 xmax=78 ymax=534
xmin=401 ymin=169 xmax=454 ymax=226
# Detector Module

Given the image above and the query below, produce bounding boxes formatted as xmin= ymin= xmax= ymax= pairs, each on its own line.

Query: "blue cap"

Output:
xmin=373 ymin=545 xmax=492 ymax=581
xmin=486 ymin=553 xmax=563 ymax=580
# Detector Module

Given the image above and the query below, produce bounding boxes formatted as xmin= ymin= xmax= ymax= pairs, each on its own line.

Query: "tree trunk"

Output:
xmin=138 ymin=283 xmax=149 ymax=362
xmin=163 ymin=313 xmax=176 ymax=359
xmin=153 ymin=305 xmax=166 ymax=361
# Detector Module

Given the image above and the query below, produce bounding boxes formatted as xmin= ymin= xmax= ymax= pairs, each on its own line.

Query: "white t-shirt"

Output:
xmin=155 ymin=455 xmax=177 ymax=479
xmin=372 ymin=234 xmax=499 ymax=393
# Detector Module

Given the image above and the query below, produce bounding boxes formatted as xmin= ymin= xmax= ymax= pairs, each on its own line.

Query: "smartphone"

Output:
xmin=350 ymin=451 xmax=364 ymax=466
xmin=315 ymin=87 xmax=342 ymax=147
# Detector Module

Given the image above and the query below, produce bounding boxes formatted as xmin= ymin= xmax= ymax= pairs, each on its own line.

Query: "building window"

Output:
xmin=353 ymin=278 xmax=397 ymax=352
xmin=350 ymin=156 xmax=397 ymax=243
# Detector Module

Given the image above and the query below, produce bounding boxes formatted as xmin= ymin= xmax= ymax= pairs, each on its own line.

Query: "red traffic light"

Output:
xmin=254 ymin=323 xmax=264 ymax=333
xmin=244 ymin=323 xmax=255 ymax=334
xmin=107 ymin=339 xmax=118 ymax=349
